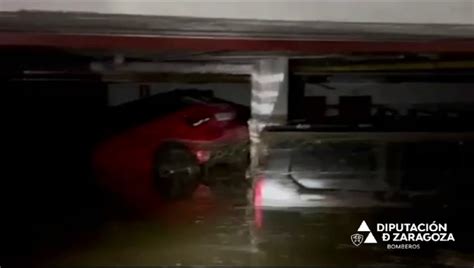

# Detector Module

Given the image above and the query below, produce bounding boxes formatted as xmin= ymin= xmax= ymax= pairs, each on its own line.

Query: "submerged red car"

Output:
xmin=92 ymin=90 xmax=249 ymax=204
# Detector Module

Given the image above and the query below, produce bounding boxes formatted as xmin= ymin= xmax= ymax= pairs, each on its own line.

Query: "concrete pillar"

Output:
xmin=246 ymin=57 xmax=289 ymax=260
xmin=251 ymin=58 xmax=289 ymax=123
xmin=248 ymin=58 xmax=289 ymax=175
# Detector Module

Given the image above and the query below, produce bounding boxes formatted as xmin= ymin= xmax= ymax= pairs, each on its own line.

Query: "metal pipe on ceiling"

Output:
xmin=90 ymin=61 xmax=254 ymax=75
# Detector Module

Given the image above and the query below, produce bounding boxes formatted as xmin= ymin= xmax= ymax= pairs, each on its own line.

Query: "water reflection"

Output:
xmin=34 ymin=183 xmax=474 ymax=267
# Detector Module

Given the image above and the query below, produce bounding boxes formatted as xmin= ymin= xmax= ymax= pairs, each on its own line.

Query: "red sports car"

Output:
xmin=92 ymin=90 xmax=249 ymax=205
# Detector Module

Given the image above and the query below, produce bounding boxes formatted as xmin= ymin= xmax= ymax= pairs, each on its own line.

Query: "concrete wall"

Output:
xmin=109 ymin=81 xmax=474 ymax=112
xmin=108 ymin=83 xmax=250 ymax=106
xmin=305 ymin=82 xmax=474 ymax=113
xmin=3 ymin=1 xmax=474 ymax=25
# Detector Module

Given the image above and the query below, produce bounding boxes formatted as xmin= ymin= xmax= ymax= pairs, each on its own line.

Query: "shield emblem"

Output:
xmin=351 ymin=233 xmax=364 ymax=246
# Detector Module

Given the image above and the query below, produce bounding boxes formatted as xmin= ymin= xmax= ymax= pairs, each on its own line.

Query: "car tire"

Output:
xmin=154 ymin=143 xmax=201 ymax=200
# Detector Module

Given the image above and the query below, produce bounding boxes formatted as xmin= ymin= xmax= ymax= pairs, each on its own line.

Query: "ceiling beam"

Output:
xmin=293 ymin=61 xmax=474 ymax=74
xmin=103 ymin=72 xmax=248 ymax=83
xmin=2 ymin=33 xmax=474 ymax=54
xmin=90 ymin=61 xmax=254 ymax=75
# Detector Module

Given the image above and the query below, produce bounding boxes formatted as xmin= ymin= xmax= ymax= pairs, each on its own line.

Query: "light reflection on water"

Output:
xmin=35 ymin=184 xmax=474 ymax=267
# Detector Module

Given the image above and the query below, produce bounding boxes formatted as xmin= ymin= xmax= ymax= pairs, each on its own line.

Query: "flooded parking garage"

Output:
xmin=6 ymin=52 xmax=474 ymax=267
xmin=28 ymin=180 xmax=474 ymax=267
xmin=3 ymin=12 xmax=474 ymax=267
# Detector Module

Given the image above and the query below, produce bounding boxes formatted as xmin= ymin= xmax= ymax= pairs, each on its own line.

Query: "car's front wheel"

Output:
xmin=154 ymin=143 xmax=201 ymax=199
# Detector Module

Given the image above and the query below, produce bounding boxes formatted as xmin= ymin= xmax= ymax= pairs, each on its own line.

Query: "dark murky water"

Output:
xmin=29 ymin=181 xmax=474 ymax=267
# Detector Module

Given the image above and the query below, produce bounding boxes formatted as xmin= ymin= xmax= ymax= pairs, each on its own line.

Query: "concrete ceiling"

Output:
xmin=1 ymin=11 xmax=474 ymax=40
xmin=2 ymin=1 xmax=474 ymax=25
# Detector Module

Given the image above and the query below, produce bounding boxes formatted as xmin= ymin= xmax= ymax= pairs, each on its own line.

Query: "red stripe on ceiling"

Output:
xmin=1 ymin=32 xmax=474 ymax=53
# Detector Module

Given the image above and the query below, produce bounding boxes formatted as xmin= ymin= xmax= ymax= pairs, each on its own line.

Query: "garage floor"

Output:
xmin=26 ymin=174 xmax=474 ymax=267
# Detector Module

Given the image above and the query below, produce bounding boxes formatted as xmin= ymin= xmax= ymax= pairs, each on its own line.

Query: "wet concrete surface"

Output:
xmin=31 ymin=183 xmax=253 ymax=267
xmin=26 ymin=175 xmax=474 ymax=268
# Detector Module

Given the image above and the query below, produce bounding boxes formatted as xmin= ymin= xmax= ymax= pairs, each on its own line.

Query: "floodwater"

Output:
xmin=29 ymin=178 xmax=474 ymax=267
